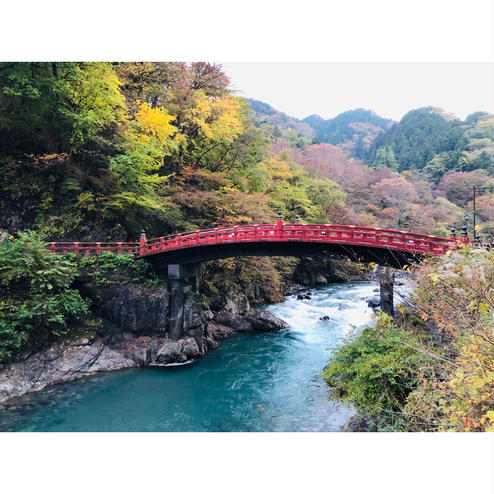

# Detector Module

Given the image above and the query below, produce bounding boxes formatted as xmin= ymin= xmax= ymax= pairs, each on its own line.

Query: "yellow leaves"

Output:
xmin=135 ymin=102 xmax=177 ymax=146
xmin=429 ymin=272 xmax=440 ymax=286
xmin=259 ymin=157 xmax=294 ymax=183
xmin=478 ymin=302 xmax=489 ymax=315
xmin=70 ymin=62 xmax=126 ymax=128
xmin=368 ymin=262 xmax=378 ymax=273
xmin=188 ymin=91 xmax=243 ymax=143
xmin=475 ymin=224 xmax=482 ymax=233
xmin=467 ymin=300 xmax=489 ymax=315
xmin=484 ymin=411 xmax=494 ymax=431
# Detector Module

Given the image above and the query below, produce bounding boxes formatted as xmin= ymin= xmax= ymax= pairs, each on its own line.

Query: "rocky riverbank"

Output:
xmin=0 ymin=257 xmax=362 ymax=404
xmin=0 ymin=307 xmax=288 ymax=403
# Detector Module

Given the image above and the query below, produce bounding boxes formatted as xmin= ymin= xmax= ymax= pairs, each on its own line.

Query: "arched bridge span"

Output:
xmin=50 ymin=222 xmax=456 ymax=271
xmin=49 ymin=221 xmax=459 ymax=340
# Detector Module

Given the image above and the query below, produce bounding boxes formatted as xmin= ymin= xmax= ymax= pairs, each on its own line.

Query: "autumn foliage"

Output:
xmin=324 ymin=248 xmax=494 ymax=432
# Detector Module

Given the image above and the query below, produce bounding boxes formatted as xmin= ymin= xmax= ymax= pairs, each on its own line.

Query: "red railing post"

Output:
xmin=275 ymin=210 xmax=283 ymax=238
xmin=139 ymin=229 xmax=147 ymax=256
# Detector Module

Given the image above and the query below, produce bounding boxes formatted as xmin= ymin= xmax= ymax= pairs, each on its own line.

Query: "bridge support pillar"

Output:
xmin=378 ymin=267 xmax=394 ymax=317
xmin=168 ymin=263 xmax=201 ymax=340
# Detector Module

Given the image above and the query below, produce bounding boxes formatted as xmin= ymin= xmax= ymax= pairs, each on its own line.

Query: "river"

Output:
xmin=0 ymin=281 xmax=378 ymax=432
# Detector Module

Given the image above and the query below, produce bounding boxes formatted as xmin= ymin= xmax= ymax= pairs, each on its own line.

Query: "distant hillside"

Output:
xmin=246 ymin=98 xmax=315 ymax=139
xmin=302 ymin=109 xmax=395 ymax=157
xmin=365 ymin=107 xmax=494 ymax=176
xmin=247 ymin=100 xmax=394 ymax=158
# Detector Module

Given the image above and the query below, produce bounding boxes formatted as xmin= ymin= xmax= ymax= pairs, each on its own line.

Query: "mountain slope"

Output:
xmin=246 ymin=98 xmax=315 ymax=139
xmin=247 ymin=99 xmax=394 ymax=157
xmin=303 ymin=109 xmax=394 ymax=157
xmin=365 ymin=107 xmax=494 ymax=175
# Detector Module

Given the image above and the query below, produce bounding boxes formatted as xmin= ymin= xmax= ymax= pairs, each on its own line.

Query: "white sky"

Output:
xmin=222 ymin=63 xmax=494 ymax=122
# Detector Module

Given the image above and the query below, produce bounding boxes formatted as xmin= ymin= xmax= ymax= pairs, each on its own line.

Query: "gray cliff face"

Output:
xmin=0 ymin=282 xmax=288 ymax=403
xmin=102 ymin=285 xmax=170 ymax=334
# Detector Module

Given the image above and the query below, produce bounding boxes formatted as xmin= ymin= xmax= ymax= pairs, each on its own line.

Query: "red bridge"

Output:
xmin=49 ymin=219 xmax=460 ymax=271
xmin=49 ymin=218 xmax=464 ymax=337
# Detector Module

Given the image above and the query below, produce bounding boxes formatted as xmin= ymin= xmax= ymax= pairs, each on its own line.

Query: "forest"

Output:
xmin=1 ymin=63 xmax=493 ymax=243
xmin=0 ymin=62 xmax=493 ymax=431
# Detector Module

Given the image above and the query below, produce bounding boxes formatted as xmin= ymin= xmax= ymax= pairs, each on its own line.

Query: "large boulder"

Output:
xmin=156 ymin=341 xmax=183 ymax=364
xmin=206 ymin=321 xmax=236 ymax=339
xmin=182 ymin=337 xmax=201 ymax=359
xmin=245 ymin=310 xmax=288 ymax=332
xmin=214 ymin=312 xmax=253 ymax=332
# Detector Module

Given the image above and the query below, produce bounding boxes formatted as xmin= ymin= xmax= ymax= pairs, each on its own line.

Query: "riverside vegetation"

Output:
xmin=0 ymin=63 xmax=493 ymax=431
xmin=323 ymin=247 xmax=494 ymax=431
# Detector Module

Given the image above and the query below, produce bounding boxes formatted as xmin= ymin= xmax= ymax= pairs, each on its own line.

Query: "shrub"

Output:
xmin=322 ymin=313 xmax=430 ymax=429
xmin=0 ymin=231 xmax=88 ymax=362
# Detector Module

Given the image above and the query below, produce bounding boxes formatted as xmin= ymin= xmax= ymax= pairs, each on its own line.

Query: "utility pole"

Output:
xmin=473 ymin=185 xmax=476 ymax=239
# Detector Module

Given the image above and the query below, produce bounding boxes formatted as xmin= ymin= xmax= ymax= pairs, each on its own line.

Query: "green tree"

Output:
xmin=0 ymin=231 xmax=88 ymax=362
xmin=373 ymin=146 xmax=398 ymax=170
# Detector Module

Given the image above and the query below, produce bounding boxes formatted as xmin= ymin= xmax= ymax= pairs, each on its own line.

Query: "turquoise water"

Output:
xmin=0 ymin=281 xmax=377 ymax=432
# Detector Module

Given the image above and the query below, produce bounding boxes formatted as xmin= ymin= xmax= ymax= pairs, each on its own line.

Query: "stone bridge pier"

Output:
xmin=377 ymin=266 xmax=394 ymax=317
xmin=168 ymin=263 xmax=203 ymax=340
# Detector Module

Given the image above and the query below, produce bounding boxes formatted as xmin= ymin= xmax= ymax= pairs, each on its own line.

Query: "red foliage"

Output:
xmin=434 ymin=172 xmax=491 ymax=206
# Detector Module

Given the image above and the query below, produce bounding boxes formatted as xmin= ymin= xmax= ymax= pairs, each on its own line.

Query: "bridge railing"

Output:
xmin=46 ymin=224 xmax=457 ymax=257
xmin=142 ymin=223 xmax=457 ymax=257
xmin=48 ymin=241 xmax=138 ymax=255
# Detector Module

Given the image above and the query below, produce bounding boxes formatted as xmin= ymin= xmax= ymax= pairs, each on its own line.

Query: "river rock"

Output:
xmin=205 ymin=337 xmax=220 ymax=350
xmin=213 ymin=312 xmax=253 ymax=332
xmin=182 ymin=337 xmax=201 ymax=359
xmin=245 ymin=310 xmax=288 ymax=332
xmin=206 ymin=321 xmax=236 ymax=339
xmin=131 ymin=347 xmax=152 ymax=366
xmin=156 ymin=341 xmax=183 ymax=364
xmin=315 ymin=274 xmax=328 ymax=284
xmin=366 ymin=295 xmax=381 ymax=308
xmin=283 ymin=283 xmax=306 ymax=296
